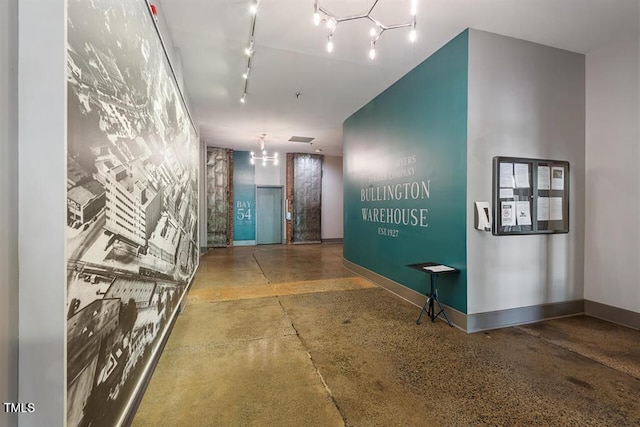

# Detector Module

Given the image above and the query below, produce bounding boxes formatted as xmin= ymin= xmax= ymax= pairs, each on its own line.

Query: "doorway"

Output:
xmin=256 ymin=186 xmax=283 ymax=245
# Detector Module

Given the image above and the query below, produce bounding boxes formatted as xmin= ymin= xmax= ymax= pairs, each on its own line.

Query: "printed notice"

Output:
xmin=537 ymin=196 xmax=550 ymax=221
xmin=424 ymin=265 xmax=456 ymax=273
xmin=500 ymin=163 xmax=514 ymax=188
xmin=501 ymin=202 xmax=516 ymax=226
xmin=551 ymin=167 xmax=565 ymax=190
xmin=514 ymin=163 xmax=530 ymax=188
xmin=550 ymin=197 xmax=563 ymax=220
xmin=499 ymin=188 xmax=514 ymax=199
xmin=515 ymin=201 xmax=532 ymax=225
xmin=538 ymin=166 xmax=551 ymax=190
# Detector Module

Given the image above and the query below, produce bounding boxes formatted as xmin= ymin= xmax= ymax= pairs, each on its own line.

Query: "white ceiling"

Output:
xmin=157 ymin=0 xmax=638 ymax=157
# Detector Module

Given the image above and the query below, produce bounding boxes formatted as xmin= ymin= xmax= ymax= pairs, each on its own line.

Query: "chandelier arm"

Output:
xmin=380 ymin=22 xmax=413 ymax=31
xmin=336 ymin=13 xmax=370 ymax=23
xmin=367 ymin=0 xmax=381 ymax=15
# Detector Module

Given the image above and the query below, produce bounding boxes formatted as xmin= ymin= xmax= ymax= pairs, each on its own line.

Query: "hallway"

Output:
xmin=133 ymin=244 xmax=640 ymax=426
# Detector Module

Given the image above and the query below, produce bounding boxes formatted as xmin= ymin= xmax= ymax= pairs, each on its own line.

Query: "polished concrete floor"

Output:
xmin=133 ymin=244 xmax=640 ymax=426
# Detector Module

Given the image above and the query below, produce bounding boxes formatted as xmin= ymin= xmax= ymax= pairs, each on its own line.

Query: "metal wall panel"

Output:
xmin=206 ymin=147 xmax=229 ymax=246
xmin=292 ymin=154 xmax=322 ymax=243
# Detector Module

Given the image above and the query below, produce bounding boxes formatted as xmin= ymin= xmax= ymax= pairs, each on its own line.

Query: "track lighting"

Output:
xmin=241 ymin=1 xmax=260 ymax=104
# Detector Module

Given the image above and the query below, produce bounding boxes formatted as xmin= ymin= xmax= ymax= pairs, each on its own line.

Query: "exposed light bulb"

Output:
xmin=369 ymin=42 xmax=376 ymax=60
xmin=313 ymin=12 xmax=320 ymax=26
xmin=249 ymin=3 xmax=258 ymax=14
xmin=409 ymin=29 xmax=417 ymax=42
xmin=369 ymin=27 xmax=377 ymax=37
xmin=244 ymin=41 xmax=254 ymax=57
xmin=327 ymin=17 xmax=336 ymax=30
xmin=250 ymin=157 xmax=254 ymax=165
xmin=411 ymin=0 xmax=418 ymax=16
xmin=250 ymin=151 xmax=254 ymax=156
xmin=274 ymin=159 xmax=279 ymax=165
xmin=274 ymin=152 xmax=278 ymax=158
xmin=262 ymin=149 xmax=267 ymax=155
xmin=242 ymin=68 xmax=250 ymax=79
xmin=240 ymin=94 xmax=246 ymax=103
xmin=262 ymin=161 xmax=266 ymax=166
xmin=327 ymin=38 xmax=334 ymax=53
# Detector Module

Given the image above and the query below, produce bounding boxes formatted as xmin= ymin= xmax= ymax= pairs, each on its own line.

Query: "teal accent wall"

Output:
xmin=343 ymin=30 xmax=469 ymax=313
xmin=233 ymin=151 xmax=256 ymax=241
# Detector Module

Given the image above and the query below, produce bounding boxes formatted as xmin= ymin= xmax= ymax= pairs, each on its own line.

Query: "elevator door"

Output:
xmin=256 ymin=186 xmax=283 ymax=245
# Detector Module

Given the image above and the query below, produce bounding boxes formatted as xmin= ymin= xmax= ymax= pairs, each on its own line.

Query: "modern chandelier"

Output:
xmin=250 ymin=134 xmax=279 ymax=166
xmin=313 ymin=0 xmax=417 ymax=59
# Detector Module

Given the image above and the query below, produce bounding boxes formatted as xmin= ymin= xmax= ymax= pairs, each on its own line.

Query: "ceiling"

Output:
xmin=156 ymin=0 xmax=638 ymax=157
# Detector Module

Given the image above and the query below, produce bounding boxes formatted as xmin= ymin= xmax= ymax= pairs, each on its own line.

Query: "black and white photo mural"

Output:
xmin=66 ymin=0 xmax=199 ymax=425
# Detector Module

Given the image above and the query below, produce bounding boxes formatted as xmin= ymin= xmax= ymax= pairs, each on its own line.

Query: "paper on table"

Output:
xmin=499 ymin=188 xmax=514 ymax=199
xmin=515 ymin=201 xmax=532 ymax=225
xmin=550 ymin=197 xmax=563 ymax=220
xmin=500 ymin=163 xmax=514 ymax=188
xmin=538 ymin=166 xmax=550 ymax=190
xmin=514 ymin=163 xmax=530 ymax=188
xmin=424 ymin=265 xmax=456 ymax=273
xmin=537 ymin=196 xmax=550 ymax=221
xmin=551 ymin=166 xmax=564 ymax=190
xmin=501 ymin=201 xmax=516 ymax=226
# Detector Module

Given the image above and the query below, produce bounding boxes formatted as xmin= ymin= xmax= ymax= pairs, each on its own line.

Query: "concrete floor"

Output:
xmin=133 ymin=244 xmax=640 ymax=426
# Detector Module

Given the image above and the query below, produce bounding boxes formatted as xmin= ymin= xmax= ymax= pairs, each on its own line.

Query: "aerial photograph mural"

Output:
xmin=65 ymin=0 xmax=199 ymax=425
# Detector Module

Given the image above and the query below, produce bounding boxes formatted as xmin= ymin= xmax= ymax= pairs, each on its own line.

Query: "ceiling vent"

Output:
xmin=288 ymin=136 xmax=315 ymax=144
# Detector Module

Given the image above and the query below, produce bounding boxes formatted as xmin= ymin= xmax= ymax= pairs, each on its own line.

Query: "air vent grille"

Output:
xmin=288 ymin=136 xmax=315 ymax=144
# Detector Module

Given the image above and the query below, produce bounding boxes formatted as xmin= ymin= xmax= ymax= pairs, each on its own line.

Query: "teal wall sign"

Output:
xmin=343 ymin=30 xmax=469 ymax=313
xmin=233 ymin=151 xmax=256 ymax=241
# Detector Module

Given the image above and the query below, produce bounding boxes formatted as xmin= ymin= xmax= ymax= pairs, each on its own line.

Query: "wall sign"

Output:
xmin=233 ymin=151 xmax=256 ymax=241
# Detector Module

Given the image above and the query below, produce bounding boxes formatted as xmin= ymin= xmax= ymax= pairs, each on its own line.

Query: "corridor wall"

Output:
xmin=344 ymin=30 xmax=469 ymax=314
xmin=466 ymin=30 xmax=586 ymax=331
xmin=344 ymin=29 xmax=588 ymax=330
xmin=1 ymin=0 xmax=19 ymax=424
xmin=19 ymin=0 xmax=200 ymax=425
xmin=584 ymin=19 xmax=640 ymax=328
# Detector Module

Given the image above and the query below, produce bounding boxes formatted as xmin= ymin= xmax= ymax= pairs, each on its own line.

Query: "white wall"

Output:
xmin=467 ymin=30 xmax=585 ymax=315
xmin=584 ymin=18 xmax=640 ymax=314
xmin=255 ymin=160 xmax=286 ymax=186
xmin=0 ymin=0 xmax=19 ymax=424
xmin=321 ymin=155 xmax=344 ymax=240
xmin=18 ymin=0 xmax=66 ymax=424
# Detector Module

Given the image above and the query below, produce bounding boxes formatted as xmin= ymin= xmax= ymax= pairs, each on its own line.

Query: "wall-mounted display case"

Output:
xmin=492 ymin=156 xmax=569 ymax=235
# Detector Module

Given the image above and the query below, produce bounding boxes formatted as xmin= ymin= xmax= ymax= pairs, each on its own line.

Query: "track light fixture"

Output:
xmin=313 ymin=0 xmax=417 ymax=59
xmin=241 ymin=1 xmax=260 ymax=103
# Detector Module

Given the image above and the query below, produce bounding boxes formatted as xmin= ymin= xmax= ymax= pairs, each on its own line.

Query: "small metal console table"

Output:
xmin=407 ymin=262 xmax=458 ymax=327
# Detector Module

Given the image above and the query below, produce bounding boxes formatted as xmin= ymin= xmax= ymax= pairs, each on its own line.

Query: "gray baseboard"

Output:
xmin=467 ymin=300 xmax=584 ymax=333
xmin=321 ymin=238 xmax=344 ymax=244
xmin=585 ymin=300 xmax=640 ymax=330
xmin=342 ymin=258 xmax=467 ymax=331
xmin=342 ymin=258 xmax=588 ymax=333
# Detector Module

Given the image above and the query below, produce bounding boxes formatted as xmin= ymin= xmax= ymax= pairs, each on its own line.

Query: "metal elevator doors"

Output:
xmin=256 ymin=186 xmax=283 ymax=245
